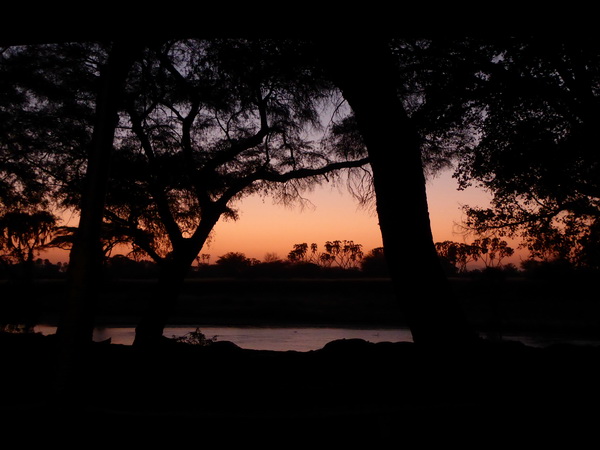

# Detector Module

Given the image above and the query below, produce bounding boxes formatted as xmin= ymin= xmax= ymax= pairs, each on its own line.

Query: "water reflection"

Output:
xmin=37 ymin=325 xmax=413 ymax=351
xmin=34 ymin=325 xmax=600 ymax=351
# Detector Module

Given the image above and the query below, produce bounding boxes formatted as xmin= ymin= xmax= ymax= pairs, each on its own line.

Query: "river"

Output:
xmin=33 ymin=325 xmax=600 ymax=351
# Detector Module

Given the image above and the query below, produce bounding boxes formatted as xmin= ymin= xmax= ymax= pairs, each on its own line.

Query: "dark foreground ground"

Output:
xmin=5 ymin=276 xmax=600 ymax=336
xmin=2 ymin=331 xmax=600 ymax=446
xmin=2 ymin=276 xmax=600 ymax=445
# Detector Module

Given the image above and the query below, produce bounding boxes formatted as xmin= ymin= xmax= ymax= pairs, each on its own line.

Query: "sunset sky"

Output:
xmin=42 ymin=167 xmax=525 ymax=267
xmin=205 ymin=169 xmax=489 ymax=262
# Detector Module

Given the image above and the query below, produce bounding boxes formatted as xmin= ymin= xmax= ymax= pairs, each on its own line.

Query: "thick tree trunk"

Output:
xmin=55 ymin=41 xmax=142 ymax=393
xmin=22 ymin=250 xmax=35 ymax=285
xmin=133 ymin=256 xmax=192 ymax=349
xmin=320 ymin=39 xmax=477 ymax=346
xmin=133 ymin=217 xmax=219 ymax=349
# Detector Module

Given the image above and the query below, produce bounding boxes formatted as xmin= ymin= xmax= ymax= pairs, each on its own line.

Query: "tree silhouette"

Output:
xmin=471 ymin=237 xmax=515 ymax=269
xmin=435 ymin=238 xmax=514 ymax=272
xmin=215 ymin=252 xmax=257 ymax=276
xmin=53 ymin=41 xmax=144 ymax=397
xmin=288 ymin=240 xmax=363 ymax=269
xmin=0 ymin=210 xmax=58 ymax=282
xmin=49 ymin=221 xmax=137 ymax=262
xmin=316 ymin=38 xmax=477 ymax=345
xmin=435 ymin=241 xmax=479 ymax=274
xmin=0 ymin=44 xmax=98 ymax=213
xmin=321 ymin=240 xmax=363 ymax=269
xmin=1 ymin=41 xmax=145 ymax=343
xmin=0 ymin=39 xmax=369 ymax=347
xmin=287 ymin=242 xmax=319 ymax=264
xmin=360 ymin=247 xmax=388 ymax=277
xmin=96 ymin=40 xmax=369 ymax=347
xmin=451 ymin=37 xmax=600 ymax=270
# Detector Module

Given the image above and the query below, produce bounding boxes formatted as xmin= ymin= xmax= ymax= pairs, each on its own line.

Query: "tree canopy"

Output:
xmin=0 ymin=43 xmax=101 ymax=212
xmin=449 ymin=37 xmax=600 ymax=268
xmin=0 ymin=40 xmax=369 ymax=266
xmin=0 ymin=210 xmax=57 ymax=263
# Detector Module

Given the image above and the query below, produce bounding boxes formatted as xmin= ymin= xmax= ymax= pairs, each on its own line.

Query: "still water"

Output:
xmin=34 ymin=325 xmax=600 ymax=351
xmin=35 ymin=325 xmax=413 ymax=351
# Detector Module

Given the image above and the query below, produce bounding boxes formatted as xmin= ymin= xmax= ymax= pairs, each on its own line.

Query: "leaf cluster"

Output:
xmin=452 ymin=37 xmax=600 ymax=267
xmin=0 ymin=44 xmax=102 ymax=211
xmin=0 ymin=210 xmax=58 ymax=263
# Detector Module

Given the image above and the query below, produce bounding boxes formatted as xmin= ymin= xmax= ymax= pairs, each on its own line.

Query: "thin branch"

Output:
xmin=213 ymin=157 xmax=370 ymax=212
xmin=104 ymin=209 xmax=164 ymax=264
xmin=198 ymin=98 xmax=271 ymax=178
xmin=127 ymin=108 xmax=183 ymax=246
xmin=258 ymin=157 xmax=370 ymax=184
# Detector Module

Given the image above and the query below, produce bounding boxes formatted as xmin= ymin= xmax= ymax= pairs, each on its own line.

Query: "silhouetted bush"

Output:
xmin=283 ymin=262 xmax=323 ymax=278
xmin=520 ymin=259 xmax=575 ymax=279
xmin=105 ymin=255 xmax=159 ymax=279
xmin=479 ymin=266 xmax=507 ymax=281
xmin=248 ymin=260 xmax=290 ymax=278
xmin=0 ymin=259 xmax=66 ymax=280
xmin=214 ymin=252 xmax=256 ymax=277
xmin=438 ymin=256 xmax=459 ymax=277
xmin=172 ymin=328 xmax=218 ymax=346
xmin=520 ymin=258 xmax=600 ymax=281
xmin=360 ymin=247 xmax=389 ymax=277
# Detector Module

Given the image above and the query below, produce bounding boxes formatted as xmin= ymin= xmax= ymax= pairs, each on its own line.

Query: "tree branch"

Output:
xmin=257 ymin=157 xmax=370 ymax=183
xmin=213 ymin=157 xmax=370 ymax=211
xmin=127 ymin=108 xmax=183 ymax=247
xmin=198 ymin=97 xmax=271 ymax=178
xmin=103 ymin=209 xmax=165 ymax=264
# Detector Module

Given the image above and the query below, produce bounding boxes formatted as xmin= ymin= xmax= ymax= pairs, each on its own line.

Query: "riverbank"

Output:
xmin=3 ymin=275 xmax=599 ymax=444
xmin=4 ymin=276 xmax=600 ymax=339
xmin=2 ymin=331 xmax=600 ymax=445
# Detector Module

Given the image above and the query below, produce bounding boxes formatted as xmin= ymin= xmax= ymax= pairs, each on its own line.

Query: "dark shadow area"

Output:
xmin=5 ymin=274 xmax=600 ymax=339
xmin=2 ymin=272 xmax=600 ymax=446
xmin=1 ymin=331 xmax=599 ymax=445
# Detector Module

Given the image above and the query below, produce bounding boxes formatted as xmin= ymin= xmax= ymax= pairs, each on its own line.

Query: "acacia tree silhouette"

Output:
xmin=435 ymin=238 xmax=515 ymax=273
xmin=287 ymin=240 xmax=364 ymax=269
xmin=98 ymin=40 xmax=369 ymax=347
xmin=316 ymin=38 xmax=477 ymax=346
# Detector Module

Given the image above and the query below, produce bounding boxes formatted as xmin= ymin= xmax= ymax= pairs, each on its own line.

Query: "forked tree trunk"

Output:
xmin=320 ymin=39 xmax=477 ymax=346
xmin=133 ymin=215 xmax=220 ymax=349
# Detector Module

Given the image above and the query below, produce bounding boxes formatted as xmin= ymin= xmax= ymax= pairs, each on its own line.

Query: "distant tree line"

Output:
xmin=3 ymin=229 xmax=593 ymax=282
xmin=287 ymin=240 xmax=364 ymax=269
xmin=435 ymin=238 xmax=515 ymax=274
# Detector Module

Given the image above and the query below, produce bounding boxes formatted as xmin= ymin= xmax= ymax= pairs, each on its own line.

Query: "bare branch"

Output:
xmin=258 ymin=157 xmax=370 ymax=184
xmin=213 ymin=157 xmax=370 ymax=212
xmin=126 ymin=108 xmax=183 ymax=246
xmin=198 ymin=98 xmax=271 ymax=178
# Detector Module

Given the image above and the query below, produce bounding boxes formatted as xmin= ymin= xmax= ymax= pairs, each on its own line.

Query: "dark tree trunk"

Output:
xmin=55 ymin=41 xmax=142 ymax=392
xmin=22 ymin=249 xmax=35 ymax=285
xmin=133 ymin=216 xmax=220 ymax=349
xmin=320 ymin=39 xmax=477 ymax=346
xmin=132 ymin=256 xmax=192 ymax=349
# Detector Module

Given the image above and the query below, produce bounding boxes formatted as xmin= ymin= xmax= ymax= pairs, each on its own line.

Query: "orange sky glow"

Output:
xmin=42 ymin=169 xmax=524 ymax=267
xmin=206 ymin=170 xmax=481 ymax=261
